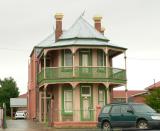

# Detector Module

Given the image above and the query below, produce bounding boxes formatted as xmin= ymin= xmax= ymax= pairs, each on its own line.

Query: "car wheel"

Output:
xmin=137 ymin=120 xmax=149 ymax=129
xmin=102 ymin=121 xmax=111 ymax=131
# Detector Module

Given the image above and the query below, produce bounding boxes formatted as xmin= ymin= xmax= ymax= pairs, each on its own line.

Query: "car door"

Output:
xmin=110 ymin=105 xmax=122 ymax=127
xmin=120 ymin=104 xmax=136 ymax=127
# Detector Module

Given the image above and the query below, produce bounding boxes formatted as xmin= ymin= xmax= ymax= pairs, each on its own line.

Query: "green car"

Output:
xmin=97 ymin=103 xmax=160 ymax=130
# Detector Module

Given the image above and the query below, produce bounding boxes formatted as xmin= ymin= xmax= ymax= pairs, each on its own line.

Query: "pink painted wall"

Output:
xmin=28 ymin=49 xmax=37 ymax=119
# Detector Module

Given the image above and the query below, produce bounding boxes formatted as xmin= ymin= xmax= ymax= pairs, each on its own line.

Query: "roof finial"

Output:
xmin=81 ymin=10 xmax=86 ymax=17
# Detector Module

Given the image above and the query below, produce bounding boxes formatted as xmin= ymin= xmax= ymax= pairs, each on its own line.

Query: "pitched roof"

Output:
xmin=18 ymin=93 xmax=27 ymax=98
xmin=146 ymin=81 xmax=160 ymax=90
xmin=35 ymin=15 xmax=126 ymax=50
xmin=36 ymin=33 xmax=55 ymax=47
xmin=59 ymin=16 xmax=109 ymax=41
xmin=113 ymin=90 xmax=145 ymax=98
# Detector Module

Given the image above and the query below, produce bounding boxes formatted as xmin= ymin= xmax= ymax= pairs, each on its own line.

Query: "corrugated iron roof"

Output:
xmin=59 ymin=16 xmax=109 ymax=41
xmin=36 ymin=33 xmax=55 ymax=47
xmin=35 ymin=16 xmax=126 ymax=50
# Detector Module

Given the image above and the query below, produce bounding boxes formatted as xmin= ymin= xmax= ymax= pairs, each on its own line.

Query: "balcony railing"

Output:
xmin=37 ymin=66 xmax=126 ymax=84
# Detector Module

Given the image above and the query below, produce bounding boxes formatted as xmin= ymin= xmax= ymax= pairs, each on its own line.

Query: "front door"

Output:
xmin=81 ymin=86 xmax=93 ymax=121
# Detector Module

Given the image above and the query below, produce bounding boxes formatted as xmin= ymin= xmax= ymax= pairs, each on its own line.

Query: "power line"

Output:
xmin=0 ymin=47 xmax=29 ymax=52
xmin=128 ymin=57 xmax=160 ymax=61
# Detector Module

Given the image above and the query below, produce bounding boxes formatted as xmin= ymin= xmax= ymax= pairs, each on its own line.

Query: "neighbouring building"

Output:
xmin=145 ymin=81 xmax=160 ymax=91
xmin=112 ymin=90 xmax=146 ymax=103
xmin=28 ymin=13 xmax=127 ymax=127
xmin=10 ymin=93 xmax=27 ymax=119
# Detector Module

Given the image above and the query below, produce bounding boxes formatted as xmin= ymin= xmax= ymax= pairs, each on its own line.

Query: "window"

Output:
xmin=98 ymin=89 xmax=105 ymax=107
xmin=121 ymin=105 xmax=132 ymax=114
xmin=81 ymin=86 xmax=91 ymax=96
xmin=110 ymin=105 xmax=120 ymax=114
xmin=62 ymin=49 xmax=72 ymax=66
xmin=64 ymin=90 xmax=73 ymax=113
xmin=102 ymin=106 xmax=111 ymax=113
xmin=97 ymin=50 xmax=106 ymax=66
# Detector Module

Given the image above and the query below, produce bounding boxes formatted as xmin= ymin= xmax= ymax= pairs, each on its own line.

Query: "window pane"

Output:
xmin=64 ymin=90 xmax=73 ymax=112
xmin=121 ymin=105 xmax=131 ymax=114
xmin=99 ymin=89 xmax=105 ymax=107
xmin=102 ymin=106 xmax=111 ymax=113
xmin=64 ymin=102 xmax=72 ymax=112
xmin=82 ymin=87 xmax=90 ymax=95
xmin=99 ymin=90 xmax=104 ymax=101
xmin=64 ymin=50 xmax=72 ymax=66
xmin=111 ymin=105 xmax=120 ymax=114
xmin=97 ymin=50 xmax=105 ymax=66
xmin=64 ymin=91 xmax=72 ymax=101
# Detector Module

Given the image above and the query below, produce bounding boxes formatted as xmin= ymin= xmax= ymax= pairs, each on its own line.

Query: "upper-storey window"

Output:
xmin=97 ymin=49 xmax=106 ymax=66
xmin=62 ymin=49 xmax=72 ymax=66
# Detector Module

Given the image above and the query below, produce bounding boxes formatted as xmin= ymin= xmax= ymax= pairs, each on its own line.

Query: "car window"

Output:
xmin=102 ymin=105 xmax=111 ymax=113
xmin=121 ymin=105 xmax=132 ymax=113
xmin=132 ymin=104 xmax=156 ymax=113
xmin=110 ymin=105 xmax=120 ymax=114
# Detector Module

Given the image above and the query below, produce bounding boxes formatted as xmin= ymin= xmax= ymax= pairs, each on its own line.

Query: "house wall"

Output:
xmin=130 ymin=95 xmax=145 ymax=103
xmin=28 ymin=50 xmax=37 ymax=119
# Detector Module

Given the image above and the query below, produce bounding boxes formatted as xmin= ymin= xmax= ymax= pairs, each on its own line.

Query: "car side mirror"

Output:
xmin=127 ymin=109 xmax=133 ymax=114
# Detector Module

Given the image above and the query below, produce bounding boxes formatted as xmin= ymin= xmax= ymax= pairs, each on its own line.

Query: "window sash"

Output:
xmin=64 ymin=90 xmax=73 ymax=112
xmin=98 ymin=90 xmax=105 ymax=107
xmin=63 ymin=50 xmax=72 ymax=66
xmin=97 ymin=50 xmax=106 ymax=66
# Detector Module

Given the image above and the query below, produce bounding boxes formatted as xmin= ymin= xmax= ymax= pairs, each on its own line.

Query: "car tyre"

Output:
xmin=102 ymin=121 xmax=111 ymax=131
xmin=137 ymin=120 xmax=149 ymax=129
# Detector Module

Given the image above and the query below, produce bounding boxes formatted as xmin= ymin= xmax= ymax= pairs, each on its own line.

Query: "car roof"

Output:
xmin=105 ymin=102 xmax=145 ymax=106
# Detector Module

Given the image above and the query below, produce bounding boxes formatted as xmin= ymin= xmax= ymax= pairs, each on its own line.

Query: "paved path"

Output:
xmin=0 ymin=120 xmax=101 ymax=131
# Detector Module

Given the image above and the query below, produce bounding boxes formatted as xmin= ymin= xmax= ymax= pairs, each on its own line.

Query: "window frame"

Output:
xmin=62 ymin=86 xmax=73 ymax=115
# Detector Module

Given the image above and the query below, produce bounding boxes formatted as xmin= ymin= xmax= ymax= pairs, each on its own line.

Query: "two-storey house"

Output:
xmin=28 ymin=13 xmax=127 ymax=127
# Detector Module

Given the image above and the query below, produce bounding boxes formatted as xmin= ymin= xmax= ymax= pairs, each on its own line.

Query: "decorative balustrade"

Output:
xmin=37 ymin=66 xmax=126 ymax=84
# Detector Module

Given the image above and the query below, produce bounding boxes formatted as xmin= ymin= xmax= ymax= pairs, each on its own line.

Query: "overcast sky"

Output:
xmin=0 ymin=0 xmax=160 ymax=94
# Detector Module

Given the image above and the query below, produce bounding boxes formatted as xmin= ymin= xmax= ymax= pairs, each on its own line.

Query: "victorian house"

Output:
xmin=28 ymin=13 xmax=127 ymax=127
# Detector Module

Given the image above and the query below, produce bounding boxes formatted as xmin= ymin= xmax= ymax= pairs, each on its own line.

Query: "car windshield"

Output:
xmin=132 ymin=104 xmax=156 ymax=113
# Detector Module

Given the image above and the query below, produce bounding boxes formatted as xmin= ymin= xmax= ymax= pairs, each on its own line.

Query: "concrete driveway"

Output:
xmin=0 ymin=120 xmax=100 ymax=131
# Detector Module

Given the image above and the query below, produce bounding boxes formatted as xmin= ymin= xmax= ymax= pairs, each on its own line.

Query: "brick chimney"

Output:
xmin=93 ymin=15 xmax=104 ymax=34
xmin=55 ymin=13 xmax=63 ymax=41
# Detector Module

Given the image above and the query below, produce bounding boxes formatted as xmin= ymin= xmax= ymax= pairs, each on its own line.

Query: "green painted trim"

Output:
xmin=61 ymin=85 xmax=73 ymax=115
xmin=80 ymin=84 xmax=94 ymax=121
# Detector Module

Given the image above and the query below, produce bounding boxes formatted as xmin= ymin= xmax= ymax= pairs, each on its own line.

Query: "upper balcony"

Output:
xmin=37 ymin=66 xmax=126 ymax=85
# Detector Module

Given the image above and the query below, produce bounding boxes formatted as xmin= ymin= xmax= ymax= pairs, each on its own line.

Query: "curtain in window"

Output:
xmin=64 ymin=90 xmax=73 ymax=112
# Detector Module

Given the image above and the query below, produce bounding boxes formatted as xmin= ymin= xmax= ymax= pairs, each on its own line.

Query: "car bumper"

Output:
xmin=15 ymin=116 xmax=26 ymax=119
xmin=148 ymin=120 xmax=160 ymax=129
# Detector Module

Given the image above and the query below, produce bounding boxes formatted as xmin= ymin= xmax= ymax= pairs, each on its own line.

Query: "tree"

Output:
xmin=145 ymin=88 xmax=160 ymax=112
xmin=0 ymin=77 xmax=19 ymax=116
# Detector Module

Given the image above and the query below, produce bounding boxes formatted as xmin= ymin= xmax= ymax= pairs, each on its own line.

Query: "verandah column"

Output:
xmin=43 ymin=50 xmax=47 ymax=79
xmin=105 ymin=48 xmax=109 ymax=78
xmin=43 ymin=86 xmax=47 ymax=122
xmin=72 ymin=47 xmax=75 ymax=77
xmin=104 ymin=82 xmax=111 ymax=104
xmin=124 ymin=51 xmax=128 ymax=103
xmin=39 ymin=91 xmax=42 ymax=122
